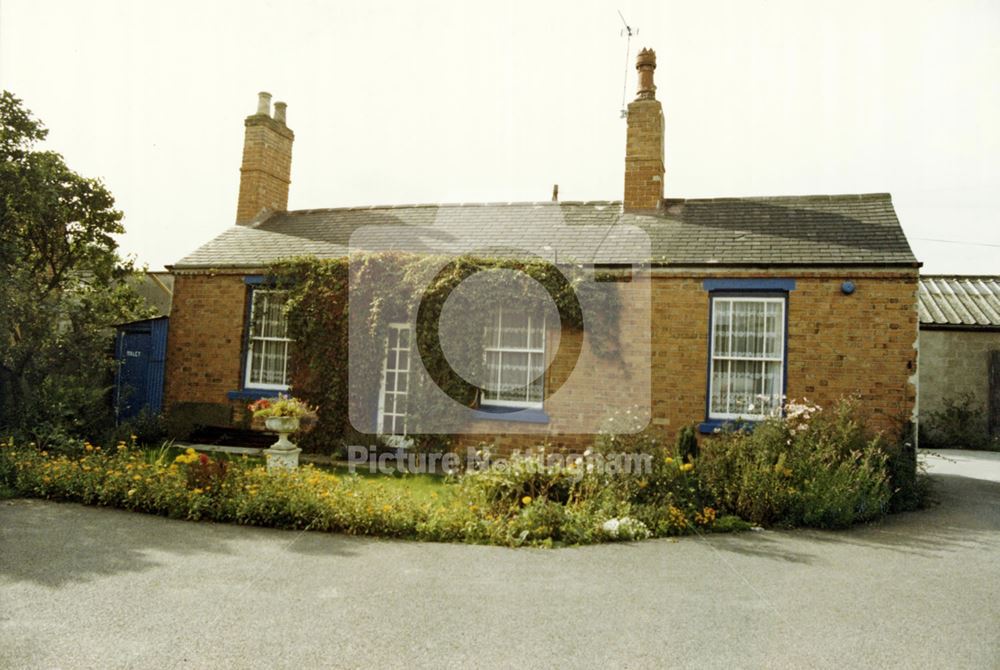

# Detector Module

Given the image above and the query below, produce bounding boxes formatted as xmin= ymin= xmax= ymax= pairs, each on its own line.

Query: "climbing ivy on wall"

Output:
xmin=270 ymin=253 xmax=623 ymax=452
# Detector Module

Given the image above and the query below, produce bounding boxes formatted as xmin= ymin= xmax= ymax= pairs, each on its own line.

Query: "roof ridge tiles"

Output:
xmin=280 ymin=200 xmax=622 ymax=215
xmin=662 ymin=192 xmax=891 ymax=205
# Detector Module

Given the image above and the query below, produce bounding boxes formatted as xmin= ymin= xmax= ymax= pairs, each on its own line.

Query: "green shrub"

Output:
xmin=676 ymin=424 xmax=699 ymax=462
xmin=457 ymin=447 xmax=582 ymax=513
xmin=103 ymin=410 xmax=167 ymax=448
xmin=883 ymin=438 xmax=932 ymax=512
xmin=921 ymin=393 xmax=998 ymax=451
xmin=592 ymin=420 xmax=706 ymax=507
xmin=712 ymin=514 xmax=752 ymax=533
xmin=698 ymin=399 xmax=893 ymax=528
xmin=504 ymin=498 xmax=568 ymax=546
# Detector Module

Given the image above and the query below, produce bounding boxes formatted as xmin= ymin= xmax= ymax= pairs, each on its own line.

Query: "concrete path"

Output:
xmin=1 ymin=451 xmax=998 ymax=669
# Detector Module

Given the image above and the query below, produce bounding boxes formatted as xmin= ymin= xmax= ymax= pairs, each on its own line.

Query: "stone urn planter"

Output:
xmin=264 ymin=415 xmax=301 ymax=471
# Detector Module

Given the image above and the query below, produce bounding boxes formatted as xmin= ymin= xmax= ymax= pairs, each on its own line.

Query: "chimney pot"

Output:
xmin=635 ymin=48 xmax=657 ymax=100
xmin=552 ymin=184 xmax=559 ymax=202
xmin=256 ymin=91 xmax=272 ymax=116
xmin=623 ymin=47 xmax=664 ymax=211
xmin=273 ymin=101 xmax=287 ymax=125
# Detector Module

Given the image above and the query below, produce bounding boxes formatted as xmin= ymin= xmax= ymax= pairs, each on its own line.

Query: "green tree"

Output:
xmin=0 ymin=91 xmax=147 ymax=446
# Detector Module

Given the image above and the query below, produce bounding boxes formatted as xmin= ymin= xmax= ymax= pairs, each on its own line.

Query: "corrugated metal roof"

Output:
xmin=918 ymin=276 xmax=1000 ymax=328
xmin=171 ymin=193 xmax=918 ymax=269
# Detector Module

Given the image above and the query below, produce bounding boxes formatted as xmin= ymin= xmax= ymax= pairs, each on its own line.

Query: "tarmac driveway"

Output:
xmin=1 ymin=449 xmax=998 ymax=669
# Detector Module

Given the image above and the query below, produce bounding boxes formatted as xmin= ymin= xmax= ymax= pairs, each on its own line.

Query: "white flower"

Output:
xmin=602 ymin=517 xmax=651 ymax=541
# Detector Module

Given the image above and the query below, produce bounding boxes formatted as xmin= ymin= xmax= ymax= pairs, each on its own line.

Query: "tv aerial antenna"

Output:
xmin=618 ymin=10 xmax=638 ymax=119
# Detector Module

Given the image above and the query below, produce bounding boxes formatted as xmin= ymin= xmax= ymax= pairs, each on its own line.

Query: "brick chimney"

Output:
xmin=236 ymin=92 xmax=294 ymax=225
xmin=623 ymin=49 xmax=664 ymax=212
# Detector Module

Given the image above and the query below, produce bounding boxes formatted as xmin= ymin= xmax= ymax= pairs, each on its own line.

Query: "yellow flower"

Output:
xmin=665 ymin=456 xmax=674 ymax=464
xmin=132 ymin=475 xmax=142 ymax=481
xmin=680 ymin=462 xmax=694 ymax=472
xmin=521 ymin=496 xmax=532 ymax=505
xmin=127 ymin=489 xmax=136 ymax=497
xmin=192 ymin=488 xmax=203 ymax=495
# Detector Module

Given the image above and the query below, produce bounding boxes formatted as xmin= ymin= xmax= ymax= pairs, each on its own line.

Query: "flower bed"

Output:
xmin=0 ymin=439 xmax=737 ymax=546
xmin=0 ymin=399 xmax=922 ymax=546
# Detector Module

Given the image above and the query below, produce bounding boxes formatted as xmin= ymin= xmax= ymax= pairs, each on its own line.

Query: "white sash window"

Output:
xmin=245 ymin=289 xmax=292 ymax=390
xmin=481 ymin=307 xmax=545 ymax=409
xmin=709 ymin=296 xmax=785 ymax=420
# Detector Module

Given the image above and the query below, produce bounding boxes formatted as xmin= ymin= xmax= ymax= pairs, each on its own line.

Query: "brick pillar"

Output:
xmin=623 ymin=48 xmax=664 ymax=212
xmin=236 ymin=92 xmax=295 ymax=225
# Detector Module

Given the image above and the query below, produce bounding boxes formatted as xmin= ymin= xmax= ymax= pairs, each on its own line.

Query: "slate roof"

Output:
xmin=172 ymin=193 xmax=917 ymax=269
xmin=918 ymin=276 xmax=1000 ymax=328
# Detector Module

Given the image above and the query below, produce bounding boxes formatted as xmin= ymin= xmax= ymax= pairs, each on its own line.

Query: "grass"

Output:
xmin=319 ymin=463 xmax=452 ymax=504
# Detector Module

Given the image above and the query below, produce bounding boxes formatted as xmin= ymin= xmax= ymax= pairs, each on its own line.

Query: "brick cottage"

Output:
xmin=164 ymin=48 xmax=920 ymax=451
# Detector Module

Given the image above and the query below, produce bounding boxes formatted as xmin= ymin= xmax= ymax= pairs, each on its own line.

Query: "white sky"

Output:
xmin=1 ymin=0 xmax=997 ymax=273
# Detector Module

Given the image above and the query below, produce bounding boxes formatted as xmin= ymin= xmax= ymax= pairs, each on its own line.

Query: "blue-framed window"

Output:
xmin=228 ymin=279 xmax=293 ymax=401
xmin=244 ymin=287 xmax=292 ymax=391
xmin=480 ymin=306 xmax=546 ymax=410
xmin=708 ymin=295 xmax=786 ymax=420
xmin=700 ymin=279 xmax=793 ymax=433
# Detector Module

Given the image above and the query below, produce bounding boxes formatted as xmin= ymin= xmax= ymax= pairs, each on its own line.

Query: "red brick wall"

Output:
xmin=457 ymin=269 xmax=919 ymax=453
xmin=164 ymin=268 xmax=918 ymax=450
xmin=163 ymin=273 xmax=249 ymax=424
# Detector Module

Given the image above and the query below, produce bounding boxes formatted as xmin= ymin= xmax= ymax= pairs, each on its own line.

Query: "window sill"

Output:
xmin=472 ymin=407 xmax=550 ymax=424
xmin=698 ymin=419 xmax=759 ymax=435
xmin=227 ymin=389 xmax=285 ymax=401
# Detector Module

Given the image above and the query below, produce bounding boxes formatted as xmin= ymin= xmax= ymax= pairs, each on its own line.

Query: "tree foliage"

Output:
xmin=0 ymin=91 xmax=147 ymax=445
